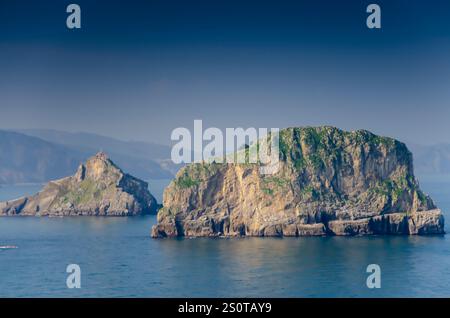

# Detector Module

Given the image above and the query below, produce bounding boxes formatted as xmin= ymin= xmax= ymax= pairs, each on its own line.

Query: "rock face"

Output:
xmin=152 ymin=126 xmax=445 ymax=237
xmin=0 ymin=152 xmax=159 ymax=216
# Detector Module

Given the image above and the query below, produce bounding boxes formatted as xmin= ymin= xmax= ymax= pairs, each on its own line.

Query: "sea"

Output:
xmin=1 ymin=176 xmax=450 ymax=297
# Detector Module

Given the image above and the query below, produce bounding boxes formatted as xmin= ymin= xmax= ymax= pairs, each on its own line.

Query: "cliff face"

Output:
xmin=0 ymin=152 xmax=159 ymax=216
xmin=152 ymin=126 xmax=444 ymax=237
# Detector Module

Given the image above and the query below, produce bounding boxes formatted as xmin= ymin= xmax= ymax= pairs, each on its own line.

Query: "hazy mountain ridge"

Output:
xmin=0 ymin=129 xmax=176 ymax=184
xmin=0 ymin=130 xmax=86 ymax=184
xmin=15 ymin=129 xmax=171 ymax=161
xmin=408 ymin=143 xmax=450 ymax=176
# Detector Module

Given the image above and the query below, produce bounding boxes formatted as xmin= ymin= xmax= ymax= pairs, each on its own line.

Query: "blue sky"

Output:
xmin=1 ymin=0 xmax=450 ymax=145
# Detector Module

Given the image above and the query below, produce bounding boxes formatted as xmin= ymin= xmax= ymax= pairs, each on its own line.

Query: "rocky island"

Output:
xmin=152 ymin=126 xmax=444 ymax=237
xmin=0 ymin=152 xmax=159 ymax=216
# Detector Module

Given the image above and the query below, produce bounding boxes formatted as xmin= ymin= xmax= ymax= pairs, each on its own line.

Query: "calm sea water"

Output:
xmin=1 ymin=177 xmax=450 ymax=297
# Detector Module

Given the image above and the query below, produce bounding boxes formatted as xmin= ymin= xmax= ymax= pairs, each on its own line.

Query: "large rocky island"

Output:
xmin=0 ymin=152 xmax=159 ymax=216
xmin=152 ymin=126 xmax=445 ymax=237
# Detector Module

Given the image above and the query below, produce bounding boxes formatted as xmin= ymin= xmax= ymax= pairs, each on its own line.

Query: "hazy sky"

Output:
xmin=1 ymin=0 xmax=450 ymax=145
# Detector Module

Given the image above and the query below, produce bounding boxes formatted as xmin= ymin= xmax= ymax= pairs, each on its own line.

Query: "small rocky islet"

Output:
xmin=152 ymin=126 xmax=445 ymax=237
xmin=0 ymin=152 xmax=158 ymax=216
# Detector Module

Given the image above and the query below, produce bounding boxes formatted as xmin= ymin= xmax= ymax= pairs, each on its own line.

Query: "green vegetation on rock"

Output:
xmin=175 ymin=175 xmax=200 ymax=189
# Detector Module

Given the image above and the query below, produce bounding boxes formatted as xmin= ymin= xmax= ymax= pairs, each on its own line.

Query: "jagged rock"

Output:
xmin=152 ymin=126 xmax=445 ymax=237
xmin=0 ymin=152 xmax=159 ymax=216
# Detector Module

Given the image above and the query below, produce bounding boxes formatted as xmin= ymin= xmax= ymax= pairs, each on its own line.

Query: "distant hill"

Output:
xmin=15 ymin=129 xmax=171 ymax=160
xmin=408 ymin=143 xmax=450 ymax=176
xmin=0 ymin=130 xmax=86 ymax=184
xmin=0 ymin=130 xmax=176 ymax=184
xmin=15 ymin=129 xmax=182 ymax=177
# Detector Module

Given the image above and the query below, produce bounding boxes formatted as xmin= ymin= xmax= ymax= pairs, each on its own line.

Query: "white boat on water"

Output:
xmin=0 ymin=246 xmax=18 ymax=249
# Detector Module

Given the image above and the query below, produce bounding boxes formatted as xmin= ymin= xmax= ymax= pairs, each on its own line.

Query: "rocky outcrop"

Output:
xmin=152 ymin=126 xmax=445 ymax=237
xmin=0 ymin=152 xmax=159 ymax=216
xmin=327 ymin=210 xmax=444 ymax=235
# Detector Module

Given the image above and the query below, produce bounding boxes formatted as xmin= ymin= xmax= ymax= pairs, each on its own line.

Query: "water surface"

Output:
xmin=0 ymin=178 xmax=449 ymax=297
